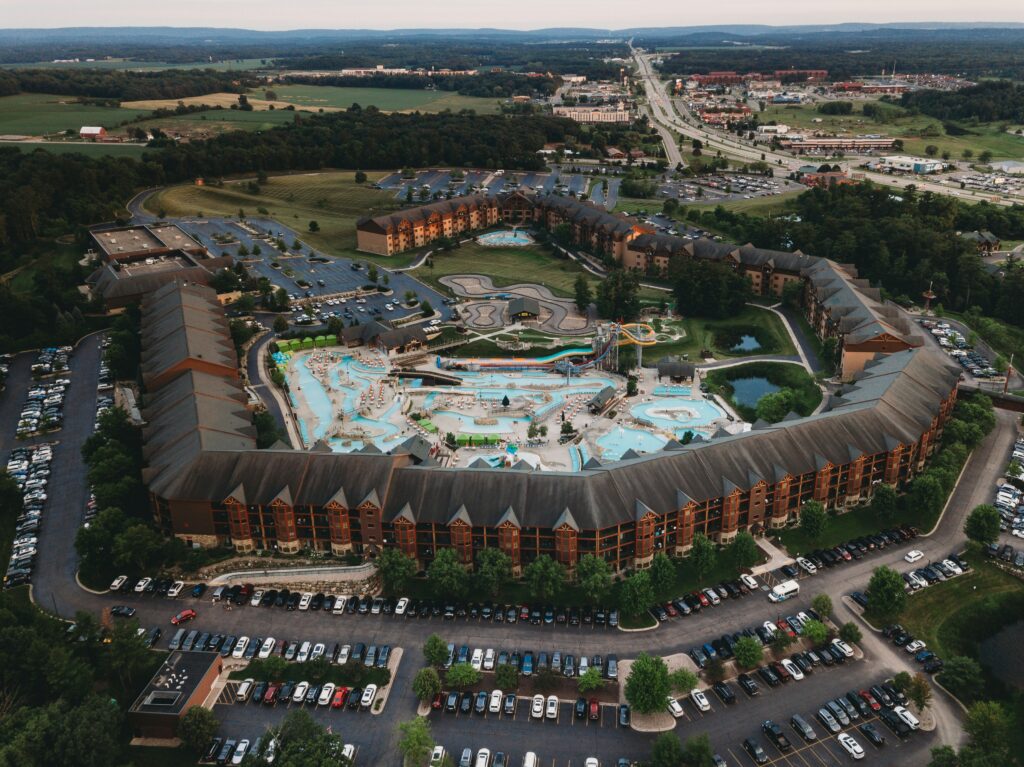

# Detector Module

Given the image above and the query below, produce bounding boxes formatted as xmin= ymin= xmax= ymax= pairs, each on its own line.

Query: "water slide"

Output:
xmin=439 ymin=323 xmax=657 ymax=372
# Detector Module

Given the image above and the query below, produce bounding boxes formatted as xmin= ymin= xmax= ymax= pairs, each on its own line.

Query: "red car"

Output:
xmin=332 ymin=687 xmax=349 ymax=709
xmin=431 ymin=692 xmax=444 ymax=710
xmin=777 ymin=619 xmax=796 ymax=638
xmin=859 ymin=690 xmax=881 ymax=712
xmin=664 ymin=602 xmax=678 ymax=618
xmin=695 ymin=591 xmax=710 ymax=608
xmin=170 ymin=608 xmax=196 ymax=625
xmin=588 ymin=698 xmax=600 ymax=721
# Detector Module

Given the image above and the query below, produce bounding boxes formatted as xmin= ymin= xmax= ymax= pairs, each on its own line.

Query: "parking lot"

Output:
xmin=376 ymin=169 xmax=600 ymax=205
xmin=656 ymin=173 xmax=804 ymax=204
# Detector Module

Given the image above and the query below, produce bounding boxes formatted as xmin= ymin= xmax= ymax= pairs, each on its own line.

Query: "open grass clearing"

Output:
xmin=0 ymin=92 xmax=148 ymax=135
xmin=254 ymin=84 xmax=502 ymax=114
xmin=132 ymin=107 xmax=298 ymax=136
xmin=0 ymin=140 xmax=149 ymax=158
xmin=2 ymin=58 xmax=268 ymax=71
xmin=644 ymin=305 xmax=797 ymax=362
xmin=4 ymin=242 xmax=81 ymax=294
xmin=143 ymin=171 xmax=420 ymax=266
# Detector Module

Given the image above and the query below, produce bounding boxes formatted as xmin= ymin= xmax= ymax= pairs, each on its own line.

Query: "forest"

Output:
xmin=897 ymin=80 xmax=1024 ymax=123
xmin=654 ymin=29 xmax=1024 ymax=80
xmin=0 ymin=68 xmax=259 ymax=101
xmin=282 ymin=71 xmax=560 ymax=99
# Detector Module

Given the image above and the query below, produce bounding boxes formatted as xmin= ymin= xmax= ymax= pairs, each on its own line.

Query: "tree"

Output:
xmin=964 ymin=700 xmax=1011 ymax=757
xmin=802 ymin=619 xmax=829 ymax=646
xmin=412 ymin=667 xmax=441 ymax=701
xmin=811 ymin=593 xmax=833 ymax=619
xmin=669 ymin=257 xmax=751 ymax=319
xmin=649 ymin=552 xmax=675 ymax=596
xmin=575 ymin=553 xmax=612 ymax=604
xmin=649 ymin=732 xmax=685 ymax=767
xmin=729 ymin=531 xmax=759 ymax=570
xmin=925 ymin=144 xmax=939 ymax=157
xmin=872 ymin=484 xmax=898 ymax=524
xmin=475 ymin=547 xmax=512 ymax=598
xmin=523 ymin=554 xmax=565 ymax=602
xmin=618 ymin=569 xmax=654 ymax=617
xmin=704 ymin=657 xmax=725 ymax=683
xmin=939 ymin=656 xmax=984 ymax=702
xmin=907 ymin=673 xmax=932 ymax=710
xmin=594 ymin=269 xmax=640 ymax=321
xmin=427 ymin=548 xmax=468 ymax=599
xmin=978 ymin=150 xmax=993 ymax=164
xmin=771 ymin=631 xmax=795 ymax=655
xmin=396 ymin=716 xmax=434 ymax=767
xmin=839 ymin=621 xmax=862 ymax=645
xmin=681 ymin=733 xmax=716 ymax=767
xmin=422 ymin=634 xmax=449 ymax=668
xmin=909 ymin=473 xmax=945 ymax=518
xmin=624 ymin=653 xmax=671 ymax=714
xmin=367 ymin=264 xmax=378 ymax=284
xmin=690 ymin=532 xmax=716 ymax=581
xmin=112 ymin=523 xmax=165 ymax=573
xmin=573 ymin=273 xmax=593 ymax=313
xmin=376 ymin=547 xmax=416 ymax=596
xmin=446 ymin=663 xmax=481 ymax=689
xmin=733 ymin=636 xmax=763 ymax=669
xmin=355 ymin=170 xmax=368 ymax=183
xmin=494 ymin=663 xmax=518 ymax=692
xmin=799 ymin=500 xmax=828 ymax=544
xmin=177 ymin=706 xmax=219 ymax=755
xmin=927 ymin=746 xmax=961 ymax=767
xmin=866 ymin=565 xmax=907 ymax=620
xmin=669 ymin=668 xmax=698 ymax=694
xmin=420 ymin=300 xmax=433 ymax=318
xmin=308 ymin=220 xmax=319 ymax=232
xmin=577 ymin=666 xmax=604 ymax=693
xmin=756 ymin=388 xmax=797 ymax=423
xmin=964 ymin=504 xmax=1000 ymax=546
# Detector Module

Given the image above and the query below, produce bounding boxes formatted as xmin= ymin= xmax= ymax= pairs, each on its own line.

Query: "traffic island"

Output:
xmin=371 ymin=647 xmax=403 ymax=716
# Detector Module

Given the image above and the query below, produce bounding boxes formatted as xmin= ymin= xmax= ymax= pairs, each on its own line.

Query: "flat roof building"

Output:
xmin=91 ymin=224 xmax=205 ymax=263
xmin=128 ymin=651 xmax=222 ymax=740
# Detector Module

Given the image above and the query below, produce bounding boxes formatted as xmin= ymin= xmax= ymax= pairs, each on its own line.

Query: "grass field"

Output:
xmin=4 ymin=242 xmax=81 ymax=294
xmin=614 ymin=189 xmax=803 ymax=219
xmin=0 ymin=92 xmax=148 ymax=135
xmin=0 ymin=140 xmax=149 ymax=158
xmin=135 ymin=107 xmax=298 ymax=136
xmin=253 ymin=84 xmax=502 ymax=114
xmin=643 ymin=306 xmax=797 ymax=361
xmin=2 ymin=58 xmax=268 ymax=71
xmin=413 ymin=242 xmax=598 ymax=298
xmin=763 ymin=101 xmax=1024 ymax=160
xmin=144 ymin=172 xmax=411 ymax=264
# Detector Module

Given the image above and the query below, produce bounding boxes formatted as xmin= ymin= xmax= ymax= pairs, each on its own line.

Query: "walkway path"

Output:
xmin=440 ymin=274 xmax=593 ymax=335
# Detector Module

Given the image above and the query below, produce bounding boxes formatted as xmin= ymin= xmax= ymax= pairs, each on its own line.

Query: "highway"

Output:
xmin=631 ymin=48 xmax=1024 ymax=206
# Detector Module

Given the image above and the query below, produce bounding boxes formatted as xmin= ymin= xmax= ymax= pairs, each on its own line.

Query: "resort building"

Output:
xmin=356 ymin=195 xmax=500 ymax=256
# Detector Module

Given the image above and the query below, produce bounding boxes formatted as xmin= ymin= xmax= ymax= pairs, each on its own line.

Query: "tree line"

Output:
xmin=0 ymin=67 xmax=259 ymax=101
xmin=897 ymin=80 xmax=1024 ymax=123
xmin=284 ymin=71 xmax=560 ymax=99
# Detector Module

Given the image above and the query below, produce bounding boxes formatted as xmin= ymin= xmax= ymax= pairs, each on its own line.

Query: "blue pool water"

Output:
xmin=729 ymin=376 xmax=780 ymax=408
xmin=597 ymin=427 xmax=671 ymax=460
xmin=630 ymin=398 xmax=725 ymax=433
xmin=478 ymin=230 xmax=534 ymax=247
xmin=431 ymin=412 xmax=527 ymax=433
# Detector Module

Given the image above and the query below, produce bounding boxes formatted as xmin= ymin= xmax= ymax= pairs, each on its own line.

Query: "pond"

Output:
xmin=979 ymin=620 xmax=1024 ymax=691
xmin=732 ymin=334 xmax=761 ymax=352
xmin=729 ymin=376 xmax=780 ymax=409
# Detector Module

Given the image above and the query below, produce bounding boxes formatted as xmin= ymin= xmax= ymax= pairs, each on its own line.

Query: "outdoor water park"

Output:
xmin=273 ymin=320 xmax=747 ymax=471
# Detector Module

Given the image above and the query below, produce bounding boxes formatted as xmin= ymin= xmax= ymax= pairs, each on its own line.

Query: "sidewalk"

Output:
xmin=751 ymin=537 xmax=794 ymax=576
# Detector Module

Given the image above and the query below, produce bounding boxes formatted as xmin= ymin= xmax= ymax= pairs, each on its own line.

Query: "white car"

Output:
xmin=796 ymin=557 xmax=817 ymax=575
xmin=167 ymin=581 xmax=185 ymax=598
xmin=292 ymin=681 xmax=309 ymax=703
xmin=395 ymin=597 xmax=409 ymax=615
xmin=109 ymin=575 xmax=127 ymax=591
xmin=133 ymin=577 xmax=152 ymax=593
xmin=894 ymin=705 xmax=920 ymax=730
xmin=311 ymin=642 xmax=326 ymax=661
xmin=471 ymin=648 xmax=483 ymax=671
xmin=258 ymin=637 xmax=276 ymax=659
xmin=667 ymin=696 xmax=685 ymax=718
xmin=909 ymin=571 xmax=928 ymax=589
xmin=232 ymin=636 xmax=250 ymax=659
xmin=545 ymin=695 xmax=559 ymax=719
xmin=297 ymin=641 xmax=311 ymax=662
xmin=741 ymin=573 xmax=760 ymax=591
xmin=585 ymin=760 xmax=599 ymax=767
xmin=230 ymin=740 xmax=249 ymax=765
xmin=298 ymin=592 xmax=313 ymax=610
xmin=904 ymin=550 xmax=924 ymax=564
xmin=837 ymin=733 xmax=864 ymax=760
xmin=531 ymin=694 xmax=545 ymax=719
xmin=341 ymin=744 xmax=355 ymax=762
xmin=905 ymin=640 xmax=927 ymax=654
xmin=762 ymin=620 xmax=778 ymax=638
xmin=489 ymin=689 xmax=503 ymax=713
xmin=361 ymin=684 xmax=377 ymax=708
xmin=337 ymin=645 xmax=351 ymax=664
xmin=475 ymin=749 xmax=491 ymax=767
xmin=690 ymin=689 xmax=711 ymax=711
xmin=483 ymin=648 xmax=496 ymax=671
xmin=942 ymin=559 xmax=963 ymax=575
xmin=318 ymin=683 xmax=336 ymax=705
xmin=250 ymin=589 xmax=264 ymax=606
xmin=333 ymin=596 xmax=349 ymax=615
xmin=781 ymin=658 xmax=804 ymax=681
xmin=832 ymin=638 xmax=854 ymax=657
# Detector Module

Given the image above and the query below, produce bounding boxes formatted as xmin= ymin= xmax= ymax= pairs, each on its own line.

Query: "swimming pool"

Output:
xmin=630 ymin=398 xmax=725 ymax=435
xmin=477 ymin=230 xmax=535 ymax=247
xmin=596 ymin=427 xmax=670 ymax=461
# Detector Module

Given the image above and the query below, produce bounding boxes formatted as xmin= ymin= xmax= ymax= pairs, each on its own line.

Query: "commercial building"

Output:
xmin=552 ymin=104 xmax=633 ymax=123
xmin=778 ymin=136 xmax=897 ymax=153
xmin=874 ymin=156 xmax=945 ymax=174
xmin=128 ymin=651 xmax=222 ymax=739
xmin=356 ymin=195 xmax=501 ymax=256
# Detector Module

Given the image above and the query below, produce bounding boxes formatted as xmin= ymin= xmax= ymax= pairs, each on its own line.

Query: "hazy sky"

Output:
xmin=5 ymin=1 xmax=1022 ymax=30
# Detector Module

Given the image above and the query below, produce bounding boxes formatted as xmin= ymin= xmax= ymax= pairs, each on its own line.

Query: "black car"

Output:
xmin=851 ymin=591 xmax=869 ymax=608
xmin=737 ymin=673 xmax=760 ymax=697
xmin=474 ymin=690 xmax=488 ymax=714
xmin=347 ymin=687 xmax=362 ymax=710
xmin=870 ymin=685 xmax=894 ymax=708
xmin=310 ymin=593 xmax=324 ymax=611
xmin=260 ymin=590 xmax=276 ymax=607
xmin=780 ymin=564 xmax=799 ymax=579
xmin=618 ymin=704 xmax=631 ymax=727
xmin=712 ymin=682 xmax=736 ymax=705
xmin=575 ymin=697 xmax=587 ymax=719
xmin=274 ymin=589 xmax=289 ymax=608
xmin=879 ymin=708 xmax=911 ymax=738
xmin=757 ymin=666 xmax=780 ymax=687
xmin=846 ymin=691 xmax=871 ymax=718
xmin=743 ymin=738 xmax=769 ymax=765
xmin=460 ymin=691 xmax=473 ymax=714
xmin=445 ymin=691 xmax=459 ymax=712
xmin=762 ymin=720 xmax=791 ymax=752
xmin=859 ymin=722 xmax=886 ymax=747
xmin=203 ymin=738 xmax=224 ymax=763
xmin=251 ymin=682 xmax=268 ymax=704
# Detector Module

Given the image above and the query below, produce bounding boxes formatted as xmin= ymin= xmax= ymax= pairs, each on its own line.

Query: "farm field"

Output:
xmin=0 ymin=92 xmax=148 ymax=135
xmin=250 ymin=84 xmax=503 ymax=114
xmin=0 ymin=140 xmax=149 ymax=158
xmin=143 ymin=171 xmax=409 ymax=263
xmin=1 ymin=58 xmax=268 ymax=71
xmin=762 ymin=101 xmax=1024 ymax=159
xmin=134 ymin=107 xmax=298 ymax=136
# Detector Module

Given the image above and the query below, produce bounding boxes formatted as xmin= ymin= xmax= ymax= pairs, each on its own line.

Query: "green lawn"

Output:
xmin=144 ymin=172 xmax=417 ymax=266
xmin=133 ymin=107 xmax=297 ymax=136
xmin=413 ymin=242 xmax=597 ymax=299
xmin=704 ymin=360 xmax=822 ymax=421
xmin=5 ymin=242 xmax=81 ymax=294
xmin=0 ymin=140 xmax=150 ymax=158
xmin=762 ymin=101 xmax=1024 ymax=160
xmin=0 ymin=92 xmax=149 ymax=135
xmin=252 ymin=84 xmax=502 ymax=114
xmin=688 ymin=189 xmax=804 ymax=217
xmin=643 ymin=305 xmax=797 ymax=362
